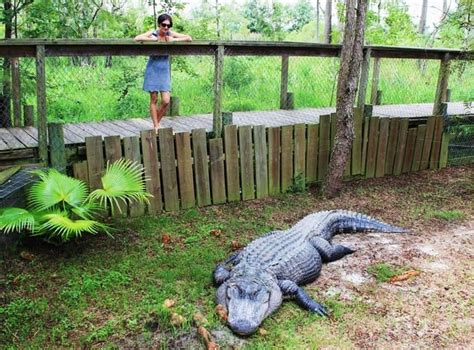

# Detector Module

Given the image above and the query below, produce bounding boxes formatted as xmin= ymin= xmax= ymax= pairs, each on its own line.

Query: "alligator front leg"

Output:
xmin=278 ymin=280 xmax=328 ymax=316
xmin=213 ymin=251 xmax=242 ymax=286
xmin=310 ymin=237 xmax=355 ymax=263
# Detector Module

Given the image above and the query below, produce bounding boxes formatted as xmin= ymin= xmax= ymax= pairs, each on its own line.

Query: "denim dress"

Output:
xmin=142 ymin=31 xmax=171 ymax=92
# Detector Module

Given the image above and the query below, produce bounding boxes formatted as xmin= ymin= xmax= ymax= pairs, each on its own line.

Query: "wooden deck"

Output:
xmin=0 ymin=102 xmax=471 ymax=152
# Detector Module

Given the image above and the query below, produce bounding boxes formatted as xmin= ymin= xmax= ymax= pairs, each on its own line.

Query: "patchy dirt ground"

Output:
xmin=313 ymin=220 xmax=474 ymax=349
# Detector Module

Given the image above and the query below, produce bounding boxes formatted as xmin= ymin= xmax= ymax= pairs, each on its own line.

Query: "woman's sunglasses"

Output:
xmin=160 ymin=23 xmax=171 ymax=28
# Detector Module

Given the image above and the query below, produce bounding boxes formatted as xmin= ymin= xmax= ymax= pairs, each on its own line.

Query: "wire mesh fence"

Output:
xmin=0 ymin=51 xmax=472 ymax=127
xmin=445 ymin=114 xmax=474 ymax=166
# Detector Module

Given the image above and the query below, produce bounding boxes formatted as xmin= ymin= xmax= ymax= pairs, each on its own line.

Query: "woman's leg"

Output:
xmin=149 ymin=92 xmax=160 ymax=131
xmin=155 ymin=91 xmax=170 ymax=129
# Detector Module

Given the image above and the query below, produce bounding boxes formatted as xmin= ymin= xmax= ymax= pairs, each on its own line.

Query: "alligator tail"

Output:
xmin=326 ymin=210 xmax=408 ymax=239
xmin=292 ymin=210 xmax=408 ymax=241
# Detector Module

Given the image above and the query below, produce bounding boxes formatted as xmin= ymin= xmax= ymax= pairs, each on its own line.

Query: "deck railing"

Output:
xmin=0 ymin=40 xmax=473 ymax=164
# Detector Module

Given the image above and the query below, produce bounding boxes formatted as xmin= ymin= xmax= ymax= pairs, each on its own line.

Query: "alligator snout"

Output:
xmin=229 ymin=319 xmax=258 ymax=336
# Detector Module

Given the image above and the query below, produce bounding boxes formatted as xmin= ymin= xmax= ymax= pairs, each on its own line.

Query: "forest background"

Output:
xmin=0 ymin=0 xmax=472 ymax=123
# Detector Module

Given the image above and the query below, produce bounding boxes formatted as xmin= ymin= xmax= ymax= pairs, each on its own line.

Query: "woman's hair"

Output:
xmin=157 ymin=14 xmax=173 ymax=28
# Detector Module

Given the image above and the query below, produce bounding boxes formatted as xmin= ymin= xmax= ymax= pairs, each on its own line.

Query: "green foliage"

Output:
xmin=0 ymin=159 xmax=150 ymax=243
xmin=287 ymin=173 xmax=308 ymax=193
xmin=367 ymin=263 xmax=407 ymax=283
xmin=223 ymin=57 xmax=254 ymax=92
xmin=427 ymin=210 xmax=466 ymax=221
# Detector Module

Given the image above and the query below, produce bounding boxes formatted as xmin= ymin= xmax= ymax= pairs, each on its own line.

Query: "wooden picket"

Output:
xmin=75 ymin=114 xmax=451 ymax=217
xmin=268 ymin=127 xmax=281 ymax=195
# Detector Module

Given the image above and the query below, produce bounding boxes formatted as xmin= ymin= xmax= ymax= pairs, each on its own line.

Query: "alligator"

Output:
xmin=214 ymin=210 xmax=408 ymax=336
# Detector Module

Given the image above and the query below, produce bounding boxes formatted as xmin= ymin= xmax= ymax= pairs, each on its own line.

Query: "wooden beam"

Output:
xmin=370 ymin=57 xmax=381 ymax=105
xmin=11 ymin=57 xmax=22 ymax=127
xmin=433 ymin=54 xmax=450 ymax=116
xmin=36 ymin=45 xmax=48 ymax=164
xmin=280 ymin=55 xmax=289 ymax=109
xmin=357 ymin=48 xmax=371 ymax=108
xmin=0 ymin=40 xmax=470 ymax=60
xmin=213 ymin=45 xmax=224 ymax=138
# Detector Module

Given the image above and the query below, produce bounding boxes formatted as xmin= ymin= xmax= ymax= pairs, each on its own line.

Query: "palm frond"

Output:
xmin=37 ymin=212 xmax=110 ymax=242
xmin=0 ymin=208 xmax=36 ymax=234
xmin=88 ymin=159 xmax=151 ymax=213
xmin=29 ymin=169 xmax=89 ymax=211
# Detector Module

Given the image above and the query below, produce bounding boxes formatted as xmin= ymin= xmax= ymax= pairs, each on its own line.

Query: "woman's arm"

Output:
xmin=134 ymin=30 xmax=158 ymax=42
xmin=167 ymin=31 xmax=192 ymax=42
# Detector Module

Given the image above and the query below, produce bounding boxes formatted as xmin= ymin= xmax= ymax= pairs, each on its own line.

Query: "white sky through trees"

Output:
xmin=129 ymin=0 xmax=455 ymax=31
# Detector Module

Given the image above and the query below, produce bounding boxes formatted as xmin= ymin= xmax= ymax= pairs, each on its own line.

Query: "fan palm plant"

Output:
xmin=0 ymin=159 xmax=150 ymax=243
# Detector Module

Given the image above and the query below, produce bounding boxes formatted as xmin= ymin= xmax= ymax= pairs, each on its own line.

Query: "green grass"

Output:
xmin=1 ymin=166 xmax=472 ymax=348
xmin=18 ymin=55 xmax=474 ymax=124
xmin=367 ymin=263 xmax=408 ymax=283
xmin=426 ymin=209 xmax=466 ymax=221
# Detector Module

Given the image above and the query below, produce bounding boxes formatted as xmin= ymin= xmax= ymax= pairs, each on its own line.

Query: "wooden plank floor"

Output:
xmin=0 ymin=102 xmax=471 ymax=151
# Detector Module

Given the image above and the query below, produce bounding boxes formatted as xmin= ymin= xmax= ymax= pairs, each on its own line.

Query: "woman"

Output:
xmin=134 ymin=14 xmax=192 ymax=132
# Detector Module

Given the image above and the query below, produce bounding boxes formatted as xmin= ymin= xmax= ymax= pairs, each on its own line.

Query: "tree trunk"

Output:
xmin=322 ymin=0 xmax=368 ymax=198
xmin=442 ymin=0 xmax=447 ymax=14
xmin=215 ymin=0 xmax=221 ymax=39
xmin=324 ymin=0 xmax=332 ymax=44
xmin=419 ymin=0 xmax=428 ymax=34
xmin=316 ymin=0 xmax=320 ymax=41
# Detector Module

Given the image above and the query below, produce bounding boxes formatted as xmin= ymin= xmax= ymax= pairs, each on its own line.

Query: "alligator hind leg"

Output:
xmin=310 ymin=237 xmax=355 ymax=263
xmin=278 ymin=280 xmax=328 ymax=316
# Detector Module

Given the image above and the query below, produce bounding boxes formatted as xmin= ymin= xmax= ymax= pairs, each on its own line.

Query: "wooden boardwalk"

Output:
xmin=0 ymin=102 xmax=471 ymax=151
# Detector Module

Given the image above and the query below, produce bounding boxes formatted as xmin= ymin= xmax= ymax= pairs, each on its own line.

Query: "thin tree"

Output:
xmin=316 ymin=0 xmax=320 ymax=41
xmin=419 ymin=0 xmax=428 ymax=34
xmin=324 ymin=0 xmax=332 ymax=43
xmin=322 ymin=0 xmax=367 ymax=198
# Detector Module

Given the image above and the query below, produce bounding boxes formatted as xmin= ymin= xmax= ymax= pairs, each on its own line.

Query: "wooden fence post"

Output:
xmin=280 ymin=55 xmax=289 ymax=109
xmin=23 ymin=105 xmax=34 ymax=127
xmin=48 ymin=122 xmax=66 ymax=173
xmin=357 ymin=48 xmax=371 ymax=108
xmin=213 ymin=45 xmax=224 ymax=138
xmin=169 ymin=96 xmax=180 ymax=116
xmin=370 ymin=57 xmax=381 ymax=105
xmin=433 ymin=53 xmax=450 ymax=116
xmin=36 ymin=45 xmax=48 ymax=164
xmin=12 ymin=57 xmax=22 ymax=127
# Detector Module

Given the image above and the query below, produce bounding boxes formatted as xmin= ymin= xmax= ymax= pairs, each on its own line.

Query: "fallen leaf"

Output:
xmin=231 ymin=240 xmax=243 ymax=251
xmin=209 ymin=229 xmax=221 ymax=237
xmin=193 ymin=312 xmax=208 ymax=326
xmin=163 ymin=299 xmax=176 ymax=308
xmin=258 ymin=328 xmax=268 ymax=336
xmin=170 ymin=312 xmax=185 ymax=327
xmin=207 ymin=342 xmax=219 ymax=350
xmin=389 ymin=270 xmax=421 ymax=283
xmin=215 ymin=304 xmax=228 ymax=323
xmin=197 ymin=326 xmax=212 ymax=342
xmin=162 ymin=234 xmax=171 ymax=244
xmin=198 ymin=326 xmax=218 ymax=350
xmin=20 ymin=251 xmax=35 ymax=261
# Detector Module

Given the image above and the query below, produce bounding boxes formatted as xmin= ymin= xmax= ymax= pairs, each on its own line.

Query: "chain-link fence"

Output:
xmin=1 ymin=51 xmax=472 ymax=124
xmin=445 ymin=114 xmax=474 ymax=166
xmin=0 ymin=44 xmax=473 ymax=166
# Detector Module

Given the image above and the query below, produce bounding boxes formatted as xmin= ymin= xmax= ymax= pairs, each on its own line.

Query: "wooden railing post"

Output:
xmin=23 ymin=105 xmax=34 ymax=127
xmin=433 ymin=53 xmax=450 ymax=116
xmin=280 ymin=55 xmax=289 ymax=109
xmin=12 ymin=57 xmax=22 ymax=127
xmin=370 ymin=57 xmax=381 ymax=105
xmin=36 ymin=45 xmax=48 ymax=164
xmin=213 ymin=45 xmax=224 ymax=138
xmin=48 ymin=122 xmax=66 ymax=173
xmin=357 ymin=48 xmax=371 ymax=108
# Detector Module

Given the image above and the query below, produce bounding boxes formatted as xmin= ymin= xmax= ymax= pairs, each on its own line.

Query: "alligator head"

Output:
xmin=216 ymin=274 xmax=282 ymax=335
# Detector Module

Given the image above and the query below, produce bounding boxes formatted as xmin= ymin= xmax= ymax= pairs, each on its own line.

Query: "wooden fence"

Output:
xmin=71 ymin=112 xmax=447 ymax=216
